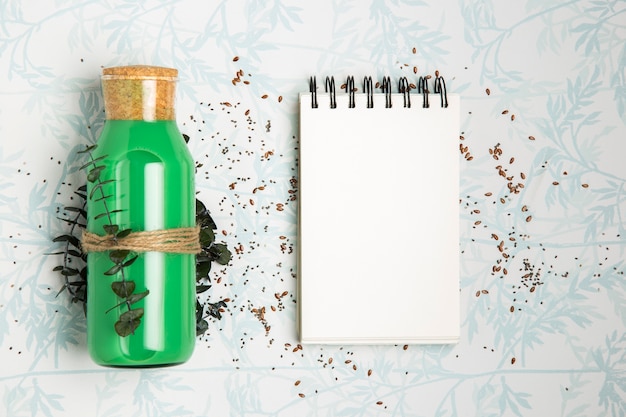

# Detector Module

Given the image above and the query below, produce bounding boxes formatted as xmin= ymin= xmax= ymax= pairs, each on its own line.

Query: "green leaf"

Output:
xmin=114 ymin=318 xmax=141 ymax=337
xmin=52 ymin=234 xmax=81 ymax=249
xmin=87 ymin=165 xmax=105 ymax=182
xmin=102 ymin=224 xmax=119 ymax=235
xmin=116 ymin=228 xmax=132 ymax=239
xmin=111 ymin=281 xmax=136 ymax=298
xmin=94 ymin=212 xmax=110 ymax=220
xmin=77 ymin=144 xmax=97 ymax=154
xmin=199 ymin=228 xmax=215 ymax=247
xmin=122 ymin=255 xmax=138 ymax=267
xmin=196 ymin=319 xmax=208 ymax=336
xmin=94 ymin=209 xmax=124 ymax=220
xmin=210 ymin=243 xmax=232 ymax=265
xmin=64 ymin=206 xmax=87 ymax=218
xmin=105 ymin=290 xmax=149 ymax=313
xmin=93 ymin=194 xmax=113 ymax=202
xmin=196 ymin=284 xmax=212 ymax=294
xmin=127 ymin=290 xmax=149 ymax=305
xmin=120 ymin=308 xmax=144 ymax=322
xmin=89 ymin=179 xmax=115 ymax=199
xmin=196 ymin=260 xmax=211 ymax=279
xmin=61 ymin=267 xmax=80 ymax=276
xmin=79 ymin=155 xmax=107 ymax=171
xmin=109 ymin=250 xmax=130 ymax=264
xmin=104 ymin=264 xmax=121 ymax=276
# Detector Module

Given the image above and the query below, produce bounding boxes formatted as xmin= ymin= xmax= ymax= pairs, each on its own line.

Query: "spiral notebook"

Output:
xmin=298 ymin=75 xmax=460 ymax=344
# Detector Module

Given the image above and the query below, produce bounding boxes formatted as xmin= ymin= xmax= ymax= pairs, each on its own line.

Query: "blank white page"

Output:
xmin=298 ymin=91 xmax=460 ymax=344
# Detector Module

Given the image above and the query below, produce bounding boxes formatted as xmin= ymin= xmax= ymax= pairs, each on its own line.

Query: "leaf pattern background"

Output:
xmin=0 ymin=0 xmax=624 ymax=415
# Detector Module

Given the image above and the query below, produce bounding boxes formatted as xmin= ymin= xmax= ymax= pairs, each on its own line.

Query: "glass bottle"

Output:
xmin=86 ymin=65 xmax=195 ymax=366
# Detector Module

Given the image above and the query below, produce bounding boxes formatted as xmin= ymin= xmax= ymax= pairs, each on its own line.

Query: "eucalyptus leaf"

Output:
xmin=114 ymin=318 xmax=141 ymax=337
xmin=61 ymin=267 xmax=80 ymax=276
xmin=196 ymin=319 xmax=208 ymax=336
xmin=89 ymin=179 xmax=115 ymax=199
xmin=102 ymin=224 xmax=119 ymax=235
xmin=104 ymin=264 xmax=121 ymax=276
xmin=127 ymin=290 xmax=149 ymax=305
xmin=79 ymin=155 xmax=108 ymax=171
xmin=210 ymin=243 xmax=232 ymax=265
xmin=109 ymin=250 xmax=130 ymax=264
xmin=120 ymin=308 xmax=144 ymax=322
xmin=199 ymin=228 xmax=215 ymax=247
xmin=105 ymin=290 xmax=149 ymax=313
xmin=111 ymin=281 xmax=136 ymax=298
xmin=87 ymin=165 xmax=105 ymax=182
xmin=196 ymin=284 xmax=212 ymax=294
xmin=116 ymin=228 xmax=132 ymax=239
xmin=122 ymin=255 xmax=138 ymax=267
xmin=77 ymin=144 xmax=97 ymax=154
xmin=53 ymin=234 xmax=81 ymax=249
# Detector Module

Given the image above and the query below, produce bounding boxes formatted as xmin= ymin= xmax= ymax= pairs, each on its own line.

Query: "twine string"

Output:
xmin=81 ymin=226 xmax=201 ymax=255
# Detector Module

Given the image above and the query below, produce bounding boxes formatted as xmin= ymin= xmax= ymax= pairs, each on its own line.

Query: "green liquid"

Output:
xmin=86 ymin=120 xmax=195 ymax=367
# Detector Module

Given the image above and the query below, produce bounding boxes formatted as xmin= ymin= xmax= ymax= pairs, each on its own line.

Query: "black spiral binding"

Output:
xmin=363 ymin=76 xmax=374 ymax=109
xmin=309 ymin=75 xmax=448 ymax=109
xmin=418 ymin=76 xmax=429 ymax=109
xmin=309 ymin=76 xmax=318 ymax=109
xmin=325 ymin=76 xmax=337 ymax=109
xmin=434 ymin=75 xmax=448 ymax=108
xmin=381 ymin=76 xmax=392 ymax=108
xmin=345 ymin=76 xmax=355 ymax=108
xmin=398 ymin=77 xmax=411 ymax=108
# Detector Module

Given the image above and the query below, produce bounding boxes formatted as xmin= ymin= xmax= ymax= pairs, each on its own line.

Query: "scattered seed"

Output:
xmin=511 ymin=114 xmax=515 ymax=121
xmin=510 ymin=306 xmax=515 ymax=313
xmin=582 ymin=183 xmax=589 ymax=188
xmin=412 ymin=47 xmax=416 ymax=54
xmin=376 ymin=401 xmax=383 ymax=405
xmin=530 ymin=286 xmax=536 ymax=293
xmin=502 ymin=110 xmax=509 ymax=115
xmin=413 ymin=66 xmax=418 ymax=74
xmin=526 ymin=215 xmax=532 ymax=222
xmin=233 ymin=56 xmax=239 ymax=61
xmin=278 ymin=95 xmax=283 ymax=103
xmin=528 ymin=135 xmax=535 ymax=141
xmin=553 ymin=181 xmax=559 ymax=186
xmin=295 ymin=380 xmax=301 ymax=386
xmin=481 ymin=290 xmax=489 ymax=294
xmin=511 ymin=357 xmax=516 ymax=364
xmin=245 ymin=109 xmax=250 ymax=116
xmin=368 ymin=369 xmax=372 ymax=376
xmin=298 ymin=393 xmax=305 ymax=398
xmin=486 ymin=88 xmax=491 ymax=95
xmin=261 ymin=94 xmax=268 ymax=99
xmin=522 ymin=205 xmax=528 ymax=212
xmin=475 ymin=291 xmax=481 ymax=297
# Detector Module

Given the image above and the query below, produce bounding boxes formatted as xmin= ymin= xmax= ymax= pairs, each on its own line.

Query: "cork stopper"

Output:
xmin=102 ymin=65 xmax=178 ymax=121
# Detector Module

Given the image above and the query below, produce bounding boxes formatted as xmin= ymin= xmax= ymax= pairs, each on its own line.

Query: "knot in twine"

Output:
xmin=81 ymin=226 xmax=201 ymax=255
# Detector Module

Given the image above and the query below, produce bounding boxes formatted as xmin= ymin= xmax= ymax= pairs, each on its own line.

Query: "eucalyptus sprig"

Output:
xmin=80 ymin=144 xmax=147 ymax=337
xmin=51 ymin=144 xmax=232 ymax=338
